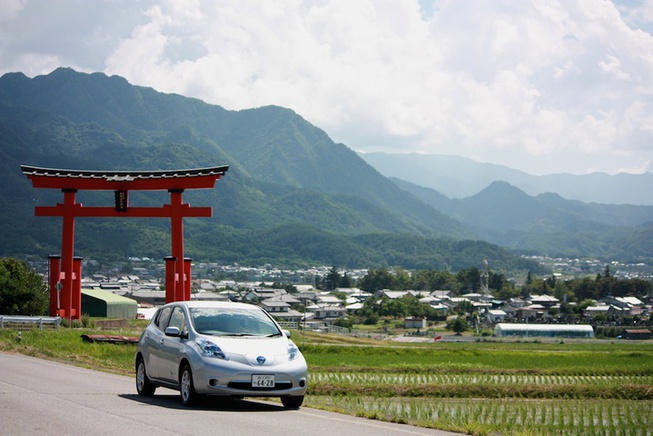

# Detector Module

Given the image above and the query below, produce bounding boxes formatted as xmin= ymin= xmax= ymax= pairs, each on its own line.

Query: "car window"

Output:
xmin=168 ymin=306 xmax=187 ymax=332
xmin=154 ymin=306 xmax=172 ymax=331
xmin=190 ymin=307 xmax=281 ymax=337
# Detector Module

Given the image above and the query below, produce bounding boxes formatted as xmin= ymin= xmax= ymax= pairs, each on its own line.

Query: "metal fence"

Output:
xmin=0 ymin=315 xmax=62 ymax=331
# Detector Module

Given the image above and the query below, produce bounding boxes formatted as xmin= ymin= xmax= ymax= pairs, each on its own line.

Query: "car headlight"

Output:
xmin=196 ymin=338 xmax=229 ymax=360
xmin=287 ymin=341 xmax=299 ymax=361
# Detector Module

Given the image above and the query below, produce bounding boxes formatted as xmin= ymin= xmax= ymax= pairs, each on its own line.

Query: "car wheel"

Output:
xmin=180 ymin=364 xmax=198 ymax=406
xmin=135 ymin=357 xmax=156 ymax=396
xmin=281 ymin=395 xmax=304 ymax=409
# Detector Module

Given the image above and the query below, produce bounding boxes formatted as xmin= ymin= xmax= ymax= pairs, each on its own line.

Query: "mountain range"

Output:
xmin=0 ymin=68 xmax=651 ymax=274
xmin=359 ymin=152 xmax=653 ymax=206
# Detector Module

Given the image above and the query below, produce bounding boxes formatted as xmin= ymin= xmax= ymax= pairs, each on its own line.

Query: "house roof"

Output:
xmin=488 ymin=310 xmax=507 ymax=316
xmin=317 ymin=295 xmax=342 ymax=304
xmin=336 ymin=287 xmax=362 ymax=294
xmin=585 ymin=305 xmax=610 ymax=312
xmin=260 ymin=300 xmax=290 ymax=308
xmin=380 ymin=291 xmax=411 ymax=299
xmin=82 ymin=289 xmax=137 ymax=306
xmin=530 ymin=295 xmax=560 ymax=303
xmin=616 ymin=296 xmax=643 ymax=306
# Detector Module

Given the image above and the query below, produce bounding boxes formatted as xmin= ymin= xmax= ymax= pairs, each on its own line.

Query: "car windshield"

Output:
xmin=190 ymin=307 xmax=282 ymax=337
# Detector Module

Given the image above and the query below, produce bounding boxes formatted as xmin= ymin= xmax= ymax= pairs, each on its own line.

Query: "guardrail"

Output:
xmin=0 ymin=315 xmax=62 ymax=331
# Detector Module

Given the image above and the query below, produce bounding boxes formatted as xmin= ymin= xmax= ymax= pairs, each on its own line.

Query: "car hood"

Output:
xmin=200 ymin=335 xmax=296 ymax=367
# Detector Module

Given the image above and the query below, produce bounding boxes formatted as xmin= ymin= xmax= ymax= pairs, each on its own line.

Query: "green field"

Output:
xmin=1 ymin=327 xmax=652 ymax=435
xmin=300 ymin=340 xmax=653 ymax=435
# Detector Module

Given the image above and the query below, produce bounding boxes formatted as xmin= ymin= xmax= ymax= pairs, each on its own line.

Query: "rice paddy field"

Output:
xmin=300 ymin=339 xmax=653 ymax=435
xmin=1 ymin=327 xmax=652 ymax=435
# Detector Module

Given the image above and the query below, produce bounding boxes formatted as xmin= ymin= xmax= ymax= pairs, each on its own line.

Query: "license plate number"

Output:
xmin=252 ymin=374 xmax=275 ymax=387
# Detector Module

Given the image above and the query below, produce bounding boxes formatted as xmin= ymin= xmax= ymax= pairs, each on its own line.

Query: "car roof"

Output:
xmin=166 ymin=301 xmax=261 ymax=310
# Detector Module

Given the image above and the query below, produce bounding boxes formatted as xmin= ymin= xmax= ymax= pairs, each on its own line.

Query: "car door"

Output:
xmin=157 ymin=305 xmax=188 ymax=383
xmin=144 ymin=306 xmax=172 ymax=380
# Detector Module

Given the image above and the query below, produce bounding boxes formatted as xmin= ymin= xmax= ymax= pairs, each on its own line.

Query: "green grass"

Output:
xmin=302 ymin=342 xmax=653 ymax=373
xmin=1 ymin=326 xmax=652 ymax=435
xmin=0 ymin=326 xmax=138 ymax=375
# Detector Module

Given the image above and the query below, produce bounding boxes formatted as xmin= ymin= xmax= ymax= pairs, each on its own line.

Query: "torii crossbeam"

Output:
xmin=21 ymin=165 xmax=228 ymax=320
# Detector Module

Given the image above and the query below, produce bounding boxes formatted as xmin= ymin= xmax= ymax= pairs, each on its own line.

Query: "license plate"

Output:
xmin=252 ymin=374 xmax=275 ymax=388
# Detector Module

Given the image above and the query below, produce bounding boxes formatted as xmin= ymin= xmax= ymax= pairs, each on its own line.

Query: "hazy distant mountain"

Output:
xmin=393 ymin=178 xmax=653 ymax=261
xmin=360 ymin=152 xmax=653 ymax=206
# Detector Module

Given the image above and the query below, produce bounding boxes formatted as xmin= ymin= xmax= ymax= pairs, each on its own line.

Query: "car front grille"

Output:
xmin=227 ymin=381 xmax=293 ymax=391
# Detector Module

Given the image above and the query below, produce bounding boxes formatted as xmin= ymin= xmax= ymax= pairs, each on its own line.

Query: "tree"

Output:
xmin=392 ymin=267 xmax=413 ymax=290
xmin=446 ymin=316 xmax=469 ymax=335
xmin=489 ymin=272 xmax=510 ymax=293
xmin=339 ymin=272 xmax=353 ymax=288
xmin=456 ymin=268 xmax=481 ymax=293
xmin=324 ymin=266 xmax=341 ymax=291
xmin=412 ymin=269 xmax=456 ymax=291
xmin=0 ymin=258 xmax=49 ymax=315
xmin=358 ymin=268 xmax=396 ymax=292
xmin=334 ymin=316 xmax=354 ymax=329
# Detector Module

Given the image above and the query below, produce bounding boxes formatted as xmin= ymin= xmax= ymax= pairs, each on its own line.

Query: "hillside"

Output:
xmin=0 ymin=68 xmax=546 ymax=274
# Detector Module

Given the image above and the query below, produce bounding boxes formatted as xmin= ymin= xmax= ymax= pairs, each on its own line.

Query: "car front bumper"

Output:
xmin=191 ymin=355 xmax=308 ymax=397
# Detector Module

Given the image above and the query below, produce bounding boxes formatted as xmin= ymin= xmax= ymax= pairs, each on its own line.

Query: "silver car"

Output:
xmin=135 ymin=301 xmax=308 ymax=408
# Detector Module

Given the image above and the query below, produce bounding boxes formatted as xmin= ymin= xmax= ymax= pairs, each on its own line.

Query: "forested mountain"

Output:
xmin=2 ymin=68 xmax=650 ymax=271
xmin=0 ymin=68 xmax=545 ymax=273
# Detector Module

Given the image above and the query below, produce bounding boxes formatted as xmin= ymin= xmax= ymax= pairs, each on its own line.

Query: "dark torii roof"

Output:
xmin=21 ymin=165 xmax=229 ymax=191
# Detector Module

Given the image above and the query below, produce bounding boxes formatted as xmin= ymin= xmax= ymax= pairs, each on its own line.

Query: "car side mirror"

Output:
xmin=283 ymin=329 xmax=291 ymax=338
xmin=164 ymin=326 xmax=188 ymax=338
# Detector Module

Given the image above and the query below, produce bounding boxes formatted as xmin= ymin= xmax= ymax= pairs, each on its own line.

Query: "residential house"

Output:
xmin=486 ymin=309 xmax=507 ymax=323
xmin=529 ymin=295 xmax=560 ymax=309
xmin=259 ymin=299 xmax=304 ymax=324
xmin=311 ymin=305 xmax=347 ymax=324
xmin=584 ymin=304 xmax=620 ymax=319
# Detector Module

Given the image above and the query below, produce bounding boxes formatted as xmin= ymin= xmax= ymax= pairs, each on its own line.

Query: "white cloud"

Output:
xmin=2 ymin=0 xmax=653 ymax=175
xmin=0 ymin=0 xmax=26 ymax=21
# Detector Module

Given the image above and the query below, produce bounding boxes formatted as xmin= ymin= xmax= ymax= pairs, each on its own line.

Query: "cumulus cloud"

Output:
xmin=1 ymin=0 xmax=652 ymax=175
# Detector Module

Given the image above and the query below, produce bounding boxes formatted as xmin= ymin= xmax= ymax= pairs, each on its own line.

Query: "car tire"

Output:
xmin=135 ymin=356 xmax=156 ymax=397
xmin=180 ymin=364 xmax=198 ymax=406
xmin=281 ymin=395 xmax=304 ymax=409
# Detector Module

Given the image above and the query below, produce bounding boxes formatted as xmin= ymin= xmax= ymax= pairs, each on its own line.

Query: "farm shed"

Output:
xmin=405 ymin=317 xmax=427 ymax=329
xmin=494 ymin=323 xmax=594 ymax=338
xmin=82 ymin=289 xmax=138 ymax=319
xmin=622 ymin=329 xmax=651 ymax=340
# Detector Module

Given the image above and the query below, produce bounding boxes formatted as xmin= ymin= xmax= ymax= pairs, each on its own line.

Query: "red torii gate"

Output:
xmin=21 ymin=165 xmax=228 ymax=320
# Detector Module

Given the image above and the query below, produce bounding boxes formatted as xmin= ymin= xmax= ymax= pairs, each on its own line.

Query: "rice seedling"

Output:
xmin=302 ymin=340 xmax=653 ymax=434
xmin=305 ymin=397 xmax=653 ymax=436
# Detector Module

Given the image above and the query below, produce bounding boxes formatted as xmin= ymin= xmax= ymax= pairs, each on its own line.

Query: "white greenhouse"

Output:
xmin=494 ymin=323 xmax=594 ymax=338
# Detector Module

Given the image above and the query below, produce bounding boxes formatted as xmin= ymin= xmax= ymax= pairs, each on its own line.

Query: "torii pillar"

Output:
xmin=21 ymin=165 xmax=228 ymax=320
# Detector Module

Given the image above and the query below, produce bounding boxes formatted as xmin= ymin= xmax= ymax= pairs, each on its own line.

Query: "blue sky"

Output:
xmin=1 ymin=0 xmax=652 ymax=176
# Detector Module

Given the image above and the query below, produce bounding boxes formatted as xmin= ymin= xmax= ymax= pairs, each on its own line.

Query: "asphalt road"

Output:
xmin=0 ymin=352 xmax=461 ymax=436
